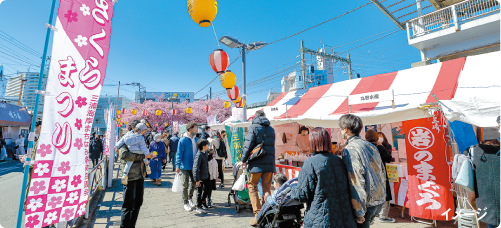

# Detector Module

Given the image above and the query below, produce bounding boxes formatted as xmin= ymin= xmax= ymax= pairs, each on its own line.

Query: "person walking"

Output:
xmin=207 ymin=135 xmax=219 ymax=208
xmin=241 ymin=110 xmax=276 ymax=226
xmin=89 ymin=133 xmax=104 ymax=167
xmin=339 ymin=114 xmax=386 ymax=227
xmin=20 ymin=120 xmax=42 ymax=211
xmin=292 ymin=127 xmax=357 ymax=228
xmin=216 ymin=131 xmax=227 ymax=188
xmin=169 ymin=132 xmax=180 ymax=172
xmin=201 ymin=126 xmax=210 ymax=139
xmin=15 ymin=134 xmax=25 ymax=158
xmin=175 ymin=122 xmax=199 ymax=212
xmin=149 ymin=133 xmax=167 ymax=186
xmin=162 ymin=133 xmax=169 ymax=170
xmin=193 ymin=139 xmax=211 ymax=214
xmin=365 ymin=129 xmax=395 ymax=223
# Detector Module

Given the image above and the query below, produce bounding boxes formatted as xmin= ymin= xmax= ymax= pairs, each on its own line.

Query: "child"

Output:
xmin=193 ymin=139 xmax=211 ymax=214
xmin=263 ymin=173 xmax=288 ymax=206
xmin=117 ymin=123 xmax=151 ymax=185
xmin=207 ymin=136 xmax=219 ymax=208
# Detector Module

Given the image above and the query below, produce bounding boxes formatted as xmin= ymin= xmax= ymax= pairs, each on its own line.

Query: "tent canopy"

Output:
xmin=213 ymin=51 xmax=499 ymax=129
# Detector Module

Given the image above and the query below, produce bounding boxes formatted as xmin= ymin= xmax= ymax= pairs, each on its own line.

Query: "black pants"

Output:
xmin=216 ymin=159 xmax=224 ymax=184
xmin=207 ymin=179 xmax=216 ymax=201
xmin=121 ymin=179 xmax=144 ymax=228
xmin=196 ymin=179 xmax=211 ymax=207
xmin=92 ymin=158 xmax=99 ymax=167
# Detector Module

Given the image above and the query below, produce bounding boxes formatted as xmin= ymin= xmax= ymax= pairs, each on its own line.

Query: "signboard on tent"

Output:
xmin=225 ymin=126 xmax=244 ymax=165
xmin=207 ymin=115 xmax=217 ymax=126
xmin=24 ymin=0 xmax=115 ymax=227
xmin=172 ymin=121 xmax=179 ymax=134
xmin=403 ymin=110 xmax=454 ymax=221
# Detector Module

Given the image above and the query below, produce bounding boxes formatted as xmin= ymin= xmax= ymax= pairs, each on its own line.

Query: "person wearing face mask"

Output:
xmin=377 ymin=132 xmax=393 ymax=156
xmin=149 ymin=133 xmax=167 ymax=186
xmin=339 ymin=114 xmax=386 ymax=227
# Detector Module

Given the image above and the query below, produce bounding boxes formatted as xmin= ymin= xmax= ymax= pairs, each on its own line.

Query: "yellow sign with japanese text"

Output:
xmin=386 ymin=164 xmax=399 ymax=182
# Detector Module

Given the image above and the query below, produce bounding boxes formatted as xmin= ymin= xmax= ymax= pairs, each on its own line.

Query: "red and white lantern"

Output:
xmin=205 ymin=105 xmax=210 ymax=112
xmin=142 ymin=110 xmax=148 ymax=116
xmin=172 ymin=109 xmax=177 ymax=115
xmin=227 ymin=86 xmax=239 ymax=101
xmin=210 ymin=49 xmax=230 ymax=75
xmin=121 ymin=108 xmax=126 ymax=114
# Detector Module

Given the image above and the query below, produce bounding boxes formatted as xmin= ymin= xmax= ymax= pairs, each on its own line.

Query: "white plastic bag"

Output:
xmin=172 ymin=173 xmax=183 ymax=194
xmin=232 ymin=174 xmax=246 ymax=191
xmin=0 ymin=147 xmax=6 ymax=160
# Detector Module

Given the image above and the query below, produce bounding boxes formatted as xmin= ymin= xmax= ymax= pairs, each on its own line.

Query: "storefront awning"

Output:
xmin=0 ymin=102 xmax=32 ymax=126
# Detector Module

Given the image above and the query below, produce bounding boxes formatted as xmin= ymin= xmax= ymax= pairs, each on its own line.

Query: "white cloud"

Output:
xmin=0 ymin=0 xmax=5 ymax=5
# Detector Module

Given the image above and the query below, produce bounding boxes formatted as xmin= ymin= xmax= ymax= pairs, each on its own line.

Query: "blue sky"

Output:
xmin=0 ymin=0 xmax=428 ymax=104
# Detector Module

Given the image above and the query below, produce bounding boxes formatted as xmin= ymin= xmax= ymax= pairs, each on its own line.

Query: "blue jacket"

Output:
xmin=176 ymin=133 xmax=199 ymax=170
xmin=149 ymin=141 xmax=167 ymax=160
xmin=241 ymin=116 xmax=276 ymax=173
xmin=169 ymin=135 xmax=180 ymax=152
xmin=292 ymin=152 xmax=357 ymax=228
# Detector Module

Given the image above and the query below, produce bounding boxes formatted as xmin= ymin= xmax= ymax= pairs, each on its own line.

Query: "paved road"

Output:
xmin=0 ymin=160 xmax=25 ymax=228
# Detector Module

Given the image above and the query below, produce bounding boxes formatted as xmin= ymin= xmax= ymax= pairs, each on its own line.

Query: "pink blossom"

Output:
xmin=48 ymin=196 xmax=63 ymax=208
xmin=74 ymin=138 xmax=83 ymax=150
xmin=62 ymin=207 xmax=74 ymax=221
xmin=37 ymin=144 xmax=52 ymax=158
xmin=25 ymin=214 xmax=40 ymax=228
xmin=57 ymin=161 xmax=71 ymax=174
xmin=64 ymin=10 xmax=78 ymax=23
xmin=71 ymin=175 xmax=82 ymax=187
xmin=30 ymin=180 xmax=46 ymax=194
xmin=75 ymin=96 xmax=87 ymax=108
xmin=75 ymin=118 xmax=83 ymax=130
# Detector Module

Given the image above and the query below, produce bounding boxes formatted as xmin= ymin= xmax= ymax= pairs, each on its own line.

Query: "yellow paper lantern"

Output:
xmin=186 ymin=107 xmax=193 ymax=114
xmin=223 ymin=101 xmax=230 ymax=108
xmin=117 ymin=118 xmax=121 ymax=122
xmin=241 ymin=99 xmax=246 ymax=107
xmin=164 ymin=123 xmax=168 ymax=127
xmin=220 ymin=70 xmax=236 ymax=90
xmin=125 ymin=121 xmax=128 ymax=125
xmin=233 ymin=95 xmax=241 ymax=104
xmin=131 ymin=109 xmax=137 ymax=115
xmin=187 ymin=0 xmax=217 ymax=27
xmin=146 ymin=123 xmax=149 ymax=127
xmin=116 ymin=110 xmax=121 ymax=115
xmin=156 ymin=110 xmax=162 ymax=116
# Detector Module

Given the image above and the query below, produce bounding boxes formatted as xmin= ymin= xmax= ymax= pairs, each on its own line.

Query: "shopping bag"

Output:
xmin=455 ymin=158 xmax=475 ymax=192
xmin=0 ymin=147 xmax=6 ymax=160
xmin=172 ymin=173 xmax=183 ymax=194
xmin=232 ymin=174 xmax=246 ymax=191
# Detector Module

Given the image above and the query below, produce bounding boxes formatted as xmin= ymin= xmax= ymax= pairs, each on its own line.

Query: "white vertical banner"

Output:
xmin=104 ymin=104 xmax=115 ymax=188
xmin=25 ymin=0 xmax=115 ymax=227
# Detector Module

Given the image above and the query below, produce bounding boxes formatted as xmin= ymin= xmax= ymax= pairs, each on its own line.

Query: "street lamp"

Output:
xmin=168 ymin=93 xmax=178 ymax=127
xmin=219 ymin=35 xmax=267 ymax=121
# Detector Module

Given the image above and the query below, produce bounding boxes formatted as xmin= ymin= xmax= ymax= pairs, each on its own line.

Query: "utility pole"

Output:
xmin=209 ymin=87 xmax=212 ymax=100
xmin=18 ymin=78 xmax=27 ymax=106
xmin=116 ymin=81 xmax=120 ymax=117
xmin=300 ymin=40 xmax=306 ymax=89
xmin=242 ymin=45 xmax=247 ymax=121
xmin=347 ymin=53 xmax=353 ymax=80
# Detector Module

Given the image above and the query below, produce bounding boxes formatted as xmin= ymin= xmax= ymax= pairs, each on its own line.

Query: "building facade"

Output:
xmin=91 ymin=96 xmax=131 ymax=135
xmin=3 ymin=72 xmax=48 ymax=115
xmin=136 ymin=91 xmax=194 ymax=103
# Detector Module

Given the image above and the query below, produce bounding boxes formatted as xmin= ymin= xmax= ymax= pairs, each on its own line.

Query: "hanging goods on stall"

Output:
xmin=220 ymin=70 xmax=236 ymax=90
xmin=187 ymin=0 xmax=217 ymax=27
xmin=454 ymin=149 xmax=475 ymax=192
xmin=210 ymin=49 xmax=229 ymax=74
xmin=248 ymin=126 xmax=268 ymax=162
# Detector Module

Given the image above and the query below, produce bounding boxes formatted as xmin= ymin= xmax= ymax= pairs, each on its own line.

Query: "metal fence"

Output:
xmin=407 ymin=0 xmax=499 ymax=38
xmin=84 ymin=157 xmax=107 ymax=219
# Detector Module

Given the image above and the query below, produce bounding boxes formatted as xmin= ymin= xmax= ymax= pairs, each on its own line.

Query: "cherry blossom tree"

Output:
xmin=121 ymin=98 xmax=232 ymax=129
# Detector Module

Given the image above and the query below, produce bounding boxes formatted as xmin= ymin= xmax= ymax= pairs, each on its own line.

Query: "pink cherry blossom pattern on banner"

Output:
xmin=75 ymin=118 xmax=83 ymax=130
xmin=25 ymin=214 xmax=41 ymax=228
xmin=42 ymin=208 xmax=61 ymax=227
xmin=63 ymin=10 xmax=78 ymax=23
xmin=76 ymin=202 xmax=87 ymax=217
xmin=48 ymin=176 xmax=69 ymax=194
xmin=37 ymin=144 xmax=53 ymax=158
xmin=47 ymin=195 xmax=64 ymax=209
xmin=26 ymin=195 xmax=47 ymax=214
xmin=61 ymin=207 xmax=75 ymax=221
xmin=33 ymin=161 xmax=53 ymax=178
xmin=74 ymin=138 xmax=83 ymax=150
xmin=71 ymin=175 xmax=82 ymax=188
xmin=75 ymin=96 xmax=87 ymax=108
xmin=30 ymin=180 xmax=48 ymax=195
xmin=57 ymin=161 xmax=71 ymax=174
xmin=64 ymin=190 xmax=80 ymax=206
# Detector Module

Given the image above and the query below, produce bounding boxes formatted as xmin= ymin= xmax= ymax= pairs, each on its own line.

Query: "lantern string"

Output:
xmin=211 ymin=23 xmax=221 ymax=49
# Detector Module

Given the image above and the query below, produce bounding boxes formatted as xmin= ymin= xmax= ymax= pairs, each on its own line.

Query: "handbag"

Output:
xmin=14 ymin=145 xmax=19 ymax=149
xmin=248 ymin=126 xmax=267 ymax=162
xmin=455 ymin=148 xmax=475 ymax=192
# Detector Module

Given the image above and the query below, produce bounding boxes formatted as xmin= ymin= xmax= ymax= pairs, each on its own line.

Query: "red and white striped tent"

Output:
xmin=214 ymin=51 xmax=499 ymax=129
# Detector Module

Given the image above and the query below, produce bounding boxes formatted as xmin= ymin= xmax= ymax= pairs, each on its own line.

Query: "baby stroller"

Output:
xmin=227 ymin=162 xmax=253 ymax=213
xmin=256 ymin=178 xmax=303 ymax=228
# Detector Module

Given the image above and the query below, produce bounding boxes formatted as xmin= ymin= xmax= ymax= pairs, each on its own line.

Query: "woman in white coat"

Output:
xmin=15 ymin=134 xmax=25 ymax=157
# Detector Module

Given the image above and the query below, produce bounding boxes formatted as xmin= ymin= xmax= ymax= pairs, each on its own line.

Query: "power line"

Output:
xmin=331 ymin=28 xmax=400 ymax=49
xmin=0 ymin=30 xmax=42 ymax=58
xmin=339 ymin=29 xmax=402 ymax=54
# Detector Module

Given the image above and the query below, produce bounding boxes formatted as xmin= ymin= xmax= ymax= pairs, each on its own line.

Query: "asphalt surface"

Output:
xmin=0 ymin=160 xmax=26 ymax=228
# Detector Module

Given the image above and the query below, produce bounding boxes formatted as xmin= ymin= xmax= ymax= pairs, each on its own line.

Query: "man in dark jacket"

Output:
xmin=168 ymin=132 xmax=180 ymax=172
xmin=201 ymin=126 xmax=210 ymax=139
xmin=89 ymin=133 xmax=103 ymax=167
xmin=241 ymin=110 xmax=276 ymax=226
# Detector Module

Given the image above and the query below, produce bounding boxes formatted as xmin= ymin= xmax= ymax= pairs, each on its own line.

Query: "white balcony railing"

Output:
xmin=407 ymin=0 xmax=499 ymax=39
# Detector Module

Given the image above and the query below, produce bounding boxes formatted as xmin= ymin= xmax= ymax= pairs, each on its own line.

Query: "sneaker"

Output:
xmin=207 ymin=200 xmax=213 ymax=208
xmin=195 ymin=207 xmax=206 ymax=214
xmin=184 ymin=204 xmax=193 ymax=212
xmin=121 ymin=175 xmax=128 ymax=185
xmin=201 ymin=203 xmax=209 ymax=210
xmin=188 ymin=199 xmax=196 ymax=208
xmin=379 ymin=218 xmax=396 ymax=223
xmin=219 ymin=184 xmax=224 ymax=189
